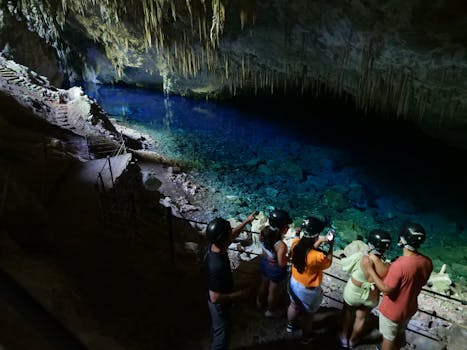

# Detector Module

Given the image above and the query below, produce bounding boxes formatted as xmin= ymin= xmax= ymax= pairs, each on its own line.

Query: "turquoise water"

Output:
xmin=84 ymin=84 xmax=467 ymax=284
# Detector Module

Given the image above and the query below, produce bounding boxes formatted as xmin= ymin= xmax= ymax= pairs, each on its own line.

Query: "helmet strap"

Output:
xmin=367 ymin=242 xmax=382 ymax=256
xmin=302 ymin=231 xmax=319 ymax=239
xmin=399 ymin=236 xmax=416 ymax=251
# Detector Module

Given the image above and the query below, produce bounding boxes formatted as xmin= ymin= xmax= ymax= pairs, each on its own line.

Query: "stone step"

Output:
xmin=7 ymin=77 xmax=22 ymax=83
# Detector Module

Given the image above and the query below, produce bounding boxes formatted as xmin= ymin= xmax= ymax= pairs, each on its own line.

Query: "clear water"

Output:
xmin=84 ymin=83 xmax=467 ymax=285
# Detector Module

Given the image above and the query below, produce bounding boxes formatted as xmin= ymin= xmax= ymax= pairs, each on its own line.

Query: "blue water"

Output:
xmin=84 ymin=84 xmax=467 ymax=284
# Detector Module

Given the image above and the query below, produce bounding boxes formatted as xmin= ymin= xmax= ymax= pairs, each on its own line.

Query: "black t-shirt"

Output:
xmin=204 ymin=245 xmax=234 ymax=302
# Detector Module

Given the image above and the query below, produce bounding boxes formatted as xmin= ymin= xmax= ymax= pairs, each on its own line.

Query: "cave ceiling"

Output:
xmin=1 ymin=0 xmax=467 ymax=138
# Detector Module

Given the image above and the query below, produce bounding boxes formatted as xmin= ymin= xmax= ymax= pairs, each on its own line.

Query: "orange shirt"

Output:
xmin=291 ymin=238 xmax=332 ymax=288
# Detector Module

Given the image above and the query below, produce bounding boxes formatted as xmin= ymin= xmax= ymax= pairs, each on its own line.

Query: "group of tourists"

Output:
xmin=203 ymin=209 xmax=433 ymax=350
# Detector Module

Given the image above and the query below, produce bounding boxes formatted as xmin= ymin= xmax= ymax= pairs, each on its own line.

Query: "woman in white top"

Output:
xmin=256 ymin=209 xmax=291 ymax=317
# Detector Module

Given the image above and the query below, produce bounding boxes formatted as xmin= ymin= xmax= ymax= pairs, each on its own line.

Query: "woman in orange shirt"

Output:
xmin=286 ymin=216 xmax=334 ymax=344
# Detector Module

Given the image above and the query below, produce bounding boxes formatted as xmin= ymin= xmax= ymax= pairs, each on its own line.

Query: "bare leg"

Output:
xmin=381 ymin=337 xmax=395 ymax=350
xmin=302 ymin=313 xmax=314 ymax=338
xmin=257 ymin=277 xmax=268 ymax=309
xmin=381 ymin=323 xmax=406 ymax=350
xmin=267 ymin=280 xmax=281 ymax=312
xmin=339 ymin=302 xmax=355 ymax=347
xmin=350 ymin=307 xmax=369 ymax=346
xmin=287 ymin=301 xmax=301 ymax=326
xmin=394 ymin=331 xmax=405 ymax=350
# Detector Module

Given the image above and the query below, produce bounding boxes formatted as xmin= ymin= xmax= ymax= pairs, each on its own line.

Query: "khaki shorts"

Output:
xmin=379 ymin=313 xmax=408 ymax=342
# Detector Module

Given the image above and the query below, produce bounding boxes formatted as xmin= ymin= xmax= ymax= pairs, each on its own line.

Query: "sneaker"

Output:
xmin=286 ymin=322 xmax=298 ymax=333
xmin=264 ymin=309 xmax=282 ymax=318
xmin=339 ymin=336 xmax=349 ymax=348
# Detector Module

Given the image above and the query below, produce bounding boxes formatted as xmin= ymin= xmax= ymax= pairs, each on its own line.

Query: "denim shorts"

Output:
xmin=289 ymin=276 xmax=323 ymax=314
xmin=259 ymin=255 xmax=287 ymax=283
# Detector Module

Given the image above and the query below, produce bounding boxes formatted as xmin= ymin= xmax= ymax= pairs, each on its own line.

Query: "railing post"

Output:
xmin=166 ymin=206 xmax=175 ymax=266
xmin=98 ymin=173 xmax=105 ymax=192
xmin=131 ymin=193 xmax=138 ymax=237
xmin=120 ymin=132 xmax=127 ymax=154
xmin=107 ymin=156 xmax=115 ymax=187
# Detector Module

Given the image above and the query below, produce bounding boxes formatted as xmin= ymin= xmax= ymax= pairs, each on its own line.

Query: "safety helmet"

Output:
xmin=367 ymin=229 xmax=392 ymax=255
xmin=268 ymin=209 xmax=292 ymax=230
xmin=301 ymin=216 xmax=325 ymax=238
xmin=399 ymin=222 xmax=426 ymax=251
xmin=206 ymin=218 xmax=231 ymax=244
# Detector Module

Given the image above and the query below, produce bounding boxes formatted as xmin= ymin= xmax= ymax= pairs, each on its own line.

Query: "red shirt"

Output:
xmin=379 ymin=254 xmax=433 ymax=322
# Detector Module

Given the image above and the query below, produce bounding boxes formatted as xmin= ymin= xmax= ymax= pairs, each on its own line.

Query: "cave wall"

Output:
xmin=1 ymin=1 xmax=467 ymax=139
xmin=0 ymin=7 xmax=64 ymax=86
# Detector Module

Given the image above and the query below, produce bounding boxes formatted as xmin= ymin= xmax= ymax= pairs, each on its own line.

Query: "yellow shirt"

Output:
xmin=291 ymin=238 xmax=331 ymax=288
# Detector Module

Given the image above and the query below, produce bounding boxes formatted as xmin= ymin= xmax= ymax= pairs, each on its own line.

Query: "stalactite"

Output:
xmin=210 ymin=0 xmax=225 ymax=47
xmin=241 ymin=56 xmax=245 ymax=81
xmin=8 ymin=0 xmax=459 ymax=126
xmin=255 ymin=73 xmax=258 ymax=95
xmin=224 ymin=55 xmax=229 ymax=80
xmin=171 ymin=1 xmax=176 ymax=21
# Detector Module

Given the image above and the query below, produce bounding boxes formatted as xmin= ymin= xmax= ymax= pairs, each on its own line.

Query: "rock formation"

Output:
xmin=1 ymin=1 xmax=466 ymax=147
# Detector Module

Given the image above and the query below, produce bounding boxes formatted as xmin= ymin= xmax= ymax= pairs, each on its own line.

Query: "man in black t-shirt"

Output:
xmin=204 ymin=212 xmax=256 ymax=350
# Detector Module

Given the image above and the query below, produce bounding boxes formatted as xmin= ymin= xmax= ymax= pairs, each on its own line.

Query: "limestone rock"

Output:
xmin=428 ymin=264 xmax=453 ymax=294
xmin=343 ymin=240 xmax=369 ymax=258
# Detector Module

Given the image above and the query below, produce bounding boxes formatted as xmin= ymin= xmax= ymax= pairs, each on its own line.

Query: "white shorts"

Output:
xmin=379 ymin=312 xmax=408 ymax=342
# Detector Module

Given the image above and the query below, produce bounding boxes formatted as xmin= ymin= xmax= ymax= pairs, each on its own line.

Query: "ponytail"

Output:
xmin=291 ymin=237 xmax=315 ymax=273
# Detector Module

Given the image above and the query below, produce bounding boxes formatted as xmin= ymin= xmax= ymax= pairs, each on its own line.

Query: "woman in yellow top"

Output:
xmin=339 ymin=230 xmax=391 ymax=349
xmin=286 ymin=216 xmax=334 ymax=344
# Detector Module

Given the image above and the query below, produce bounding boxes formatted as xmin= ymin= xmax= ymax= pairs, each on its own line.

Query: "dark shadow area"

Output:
xmin=233 ymin=306 xmax=380 ymax=350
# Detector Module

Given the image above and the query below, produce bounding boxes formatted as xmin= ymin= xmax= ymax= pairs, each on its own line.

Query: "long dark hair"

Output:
xmin=260 ymin=226 xmax=282 ymax=251
xmin=291 ymin=237 xmax=316 ymax=273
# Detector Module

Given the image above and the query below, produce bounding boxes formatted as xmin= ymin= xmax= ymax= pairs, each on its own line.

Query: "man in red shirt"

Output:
xmin=364 ymin=222 xmax=433 ymax=350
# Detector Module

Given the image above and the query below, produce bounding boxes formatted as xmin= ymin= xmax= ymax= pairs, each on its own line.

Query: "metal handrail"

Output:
xmin=95 ymin=135 xmax=127 ymax=191
xmin=179 ymin=216 xmax=466 ymax=305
